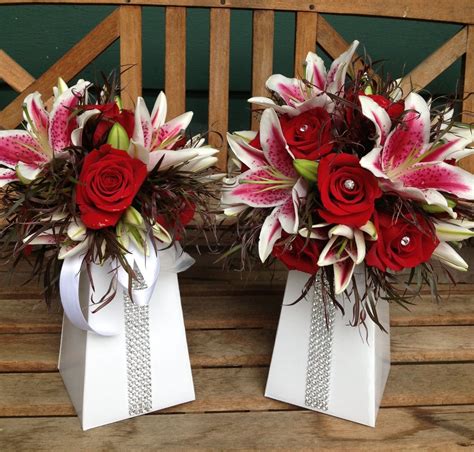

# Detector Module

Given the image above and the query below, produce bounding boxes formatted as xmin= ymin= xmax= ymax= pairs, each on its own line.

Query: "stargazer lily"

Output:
xmin=248 ymin=41 xmax=359 ymax=116
xmin=431 ymin=219 xmax=474 ymax=271
xmin=359 ymin=92 xmax=474 ymax=215
xmin=223 ymin=108 xmax=308 ymax=262
xmin=0 ymin=80 xmax=89 ymax=186
xmin=301 ymin=221 xmax=377 ymax=294
xmin=130 ymin=92 xmax=219 ymax=172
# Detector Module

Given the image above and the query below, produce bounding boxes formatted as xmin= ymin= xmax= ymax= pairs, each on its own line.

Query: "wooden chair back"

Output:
xmin=0 ymin=1 xmax=473 ymax=171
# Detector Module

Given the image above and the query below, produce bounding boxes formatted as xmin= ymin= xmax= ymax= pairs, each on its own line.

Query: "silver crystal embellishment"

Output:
xmin=124 ymin=268 xmax=153 ymax=416
xmin=343 ymin=179 xmax=356 ymax=190
xmin=304 ymin=274 xmax=336 ymax=411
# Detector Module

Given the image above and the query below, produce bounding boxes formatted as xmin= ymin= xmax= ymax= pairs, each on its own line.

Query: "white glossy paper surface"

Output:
xmin=265 ymin=270 xmax=390 ymax=427
xmin=58 ymin=263 xmax=195 ymax=430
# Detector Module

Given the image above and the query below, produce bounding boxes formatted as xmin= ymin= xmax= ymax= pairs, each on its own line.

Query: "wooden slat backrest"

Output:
xmin=0 ymin=2 xmax=473 ymax=171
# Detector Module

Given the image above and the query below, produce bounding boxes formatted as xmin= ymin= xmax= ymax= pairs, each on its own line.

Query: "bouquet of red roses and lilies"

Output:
xmin=222 ymin=41 xmax=474 ymax=325
xmin=0 ymin=77 xmax=220 ymax=306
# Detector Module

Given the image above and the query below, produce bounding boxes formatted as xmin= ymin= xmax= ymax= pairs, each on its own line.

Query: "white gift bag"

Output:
xmin=265 ymin=270 xmax=390 ymax=427
xmin=58 ymin=244 xmax=195 ymax=430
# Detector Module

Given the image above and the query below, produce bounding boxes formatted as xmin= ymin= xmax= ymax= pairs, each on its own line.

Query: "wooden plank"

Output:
xmin=0 ymin=406 xmax=473 ymax=449
xmin=2 ymin=290 xmax=474 ymax=333
xmin=1 ymin=326 xmax=473 ymax=372
xmin=0 ymin=9 xmax=120 ymax=129
xmin=461 ymin=25 xmax=474 ymax=174
xmin=1 ymin=363 xmax=473 ymax=417
xmin=208 ymin=8 xmax=230 ymax=170
xmin=399 ymin=27 xmax=468 ymax=96
xmin=0 ymin=50 xmax=35 ymax=93
xmin=317 ymin=16 xmax=365 ymax=74
xmin=294 ymin=12 xmax=318 ymax=77
xmin=119 ymin=5 xmax=142 ymax=110
xmin=251 ymin=10 xmax=274 ymax=130
xmin=165 ymin=7 xmax=187 ymax=119
xmin=0 ymin=1 xmax=471 ymax=24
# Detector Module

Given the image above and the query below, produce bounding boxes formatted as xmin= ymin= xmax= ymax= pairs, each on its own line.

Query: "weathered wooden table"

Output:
xmin=0 ymin=252 xmax=473 ymax=449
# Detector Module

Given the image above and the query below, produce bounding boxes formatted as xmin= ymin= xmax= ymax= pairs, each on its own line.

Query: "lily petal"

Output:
xmin=0 ymin=130 xmax=47 ymax=169
xmin=382 ymin=92 xmax=430 ymax=173
xmin=260 ymin=108 xmax=296 ymax=177
xmin=333 ymin=258 xmax=355 ymax=294
xmin=133 ymin=97 xmax=153 ymax=149
xmin=359 ymin=95 xmax=392 ymax=147
xmin=48 ymin=80 xmax=89 ymax=153
xmin=151 ymin=91 xmax=167 ymax=130
xmin=265 ymin=74 xmax=305 ymax=106
xmin=399 ymin=161 xmax=474 ymax=200
xmin=0 ymin=168 xmax=18 ymax=186
xmin=155 ymin=111 xmax=193 ymax=149
xmin=305 ymin=51 xmax=327 ymax=91
xmin=23 ymin=92 xmax=49 ymax=138
xmin=258 ymin=207 xmax=282 ymax=262
xmin=432 ymin=241 xmax=468 ymax=271
xmin=227 ymin=133 xmax=266 ymax=168
xmin=278 ymin=178 xmax=306 ymax=234
xmin=359 ymin=146 xmax=387 ymax=179
xmin=128 ymin=140 xmax=150 ymax=166
xmin=326 ymin=40 xmax=359 ymax=95
xmin=222 ymin=167 xmax=292 ymax=208
xmin=58 ymin=238 xmax=90 ymax=260
xmin=317 ymin=235 xmax=341 ymax=267
xmin=434 ymin=220 xmax=474 ymax=242
xmin=147 ymin=149 xmax=199 ymax=172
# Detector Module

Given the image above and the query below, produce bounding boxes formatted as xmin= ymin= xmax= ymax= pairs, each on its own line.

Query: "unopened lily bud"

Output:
xmin=106 ymin=122 xmax=130 ymax=151
xmin=293 ymin=159 xmax=318 ymax=182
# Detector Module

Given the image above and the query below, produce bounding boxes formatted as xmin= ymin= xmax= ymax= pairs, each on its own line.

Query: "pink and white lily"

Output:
xmin=249 ymin=41 xmax=359 ymax=116
xmin=131 ymin=92 xmax=218 ymax=172
xmin=431 ymin=219 xmax=474 ymax=271
xmin=222 ymin=108 xmax=307 ymax=262
xmin=0 ymin=80 xmax=89 ymax=186
xmin=301 ymin=221 xmax=377 ymax=294
xmin=359 ymin=92 xmax=474 ymax=215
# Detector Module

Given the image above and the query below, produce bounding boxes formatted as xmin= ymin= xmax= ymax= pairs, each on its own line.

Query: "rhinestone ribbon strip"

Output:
xmin=304 ymin=275 xmax=336 ymax=411
xmin=123 ymin=270 xmax=153 ymax=416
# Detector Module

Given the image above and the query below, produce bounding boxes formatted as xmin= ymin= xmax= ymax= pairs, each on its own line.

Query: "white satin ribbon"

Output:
xmin=59 ymin=239 xmax=195 ymax=336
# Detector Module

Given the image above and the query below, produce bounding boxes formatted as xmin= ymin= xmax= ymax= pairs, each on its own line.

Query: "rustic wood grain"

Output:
xmin=119 ymin=5 xmax=142 ymax=110
xmin=1 ymin=406 xmax=474 ymax=449
xmin=0 ymin=50 xmax=35 ymax=93
xmin=399 ymin=27 xmax=468 ymax=96
xmin=251 ymin=10 xmax=274 ymax=130
xmin=1 ymin=326 xmax=473 ymax=372
xmin=0 ymin=9 xmax=120 ymax=129
xmin=165 ymin=6 xmax=187 ymax=118
xmin=1 ymin=290 xmax=474 ymax=334
xmin=0 ymin=1 xmax=471 ymax=24
xmin=461 ymin=25 xmax=474 ymax=174
xmin=1 ymin=363 xmax=473 ymax=417
xmin=294 ymin=12 xmax=318 ymax=77
xmin=208 ymin=8 xmax=230 ymax=170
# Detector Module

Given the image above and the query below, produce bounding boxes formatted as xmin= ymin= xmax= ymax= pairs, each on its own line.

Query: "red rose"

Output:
xmin=366 ymin=212 xmax=439 ymax=272
xmin=280 ymin=108 xmax=333 ymax=160
xmin=362 ymin=94 xmax=404 ymax=120
xmin=273 ymin=235 xmax=321 ymax=275
xmin=76 ymin=145 xmax=147 ymax=229
xmin=84 ymin=103 xmax=135 ymax=147
xmin=317 ymin=153 xmax=382 ymax=228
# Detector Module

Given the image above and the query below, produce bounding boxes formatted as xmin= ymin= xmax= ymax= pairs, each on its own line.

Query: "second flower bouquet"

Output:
xmin=0 ymin=77 xmax=220 ymax=429
xmin=222 ymin=41 xmax=474 ymax=426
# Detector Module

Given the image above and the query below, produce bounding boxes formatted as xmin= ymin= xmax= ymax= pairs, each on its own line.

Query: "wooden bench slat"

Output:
xmin=0 ymin=406 xmax=473 ymax=448
xmin=165 ymin=6 xmax=187 ymax=118
xmin=119 ymin=5 xmax=143 ymax=109
xmin=1 ymin=363 xmax=473 ymax=417
xmin=1 ymin=326 xmax=472 ymax=372
xmin=294 ymin=12 xmax=318 ymax=77
xmin=0 ymin=50 xmax=35 ymax=93
xmin=0 ymin=287 xmax=473 ymax=333
xmin=251 ymin=10 xmax=274 ymax=130
xmin=399 ymin=27 xmax=468 ymax=97
xmin=208 ymin=8 xmax=231 ymax=170
xmin=0 ymin=8 xmax=121 ymax=129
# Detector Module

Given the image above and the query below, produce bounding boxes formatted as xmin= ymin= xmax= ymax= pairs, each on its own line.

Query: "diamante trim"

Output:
xmin=304 ymin=275 xmax=336 ymax=411
xmin=124 ymin=269 xmax=153 ymax=416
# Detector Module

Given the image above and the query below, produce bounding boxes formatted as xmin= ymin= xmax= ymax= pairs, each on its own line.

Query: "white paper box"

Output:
xmin=58 ymin=262 xmax=195 ymax=430
xmin=265 ymin=270 xmax=390 ymax=427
